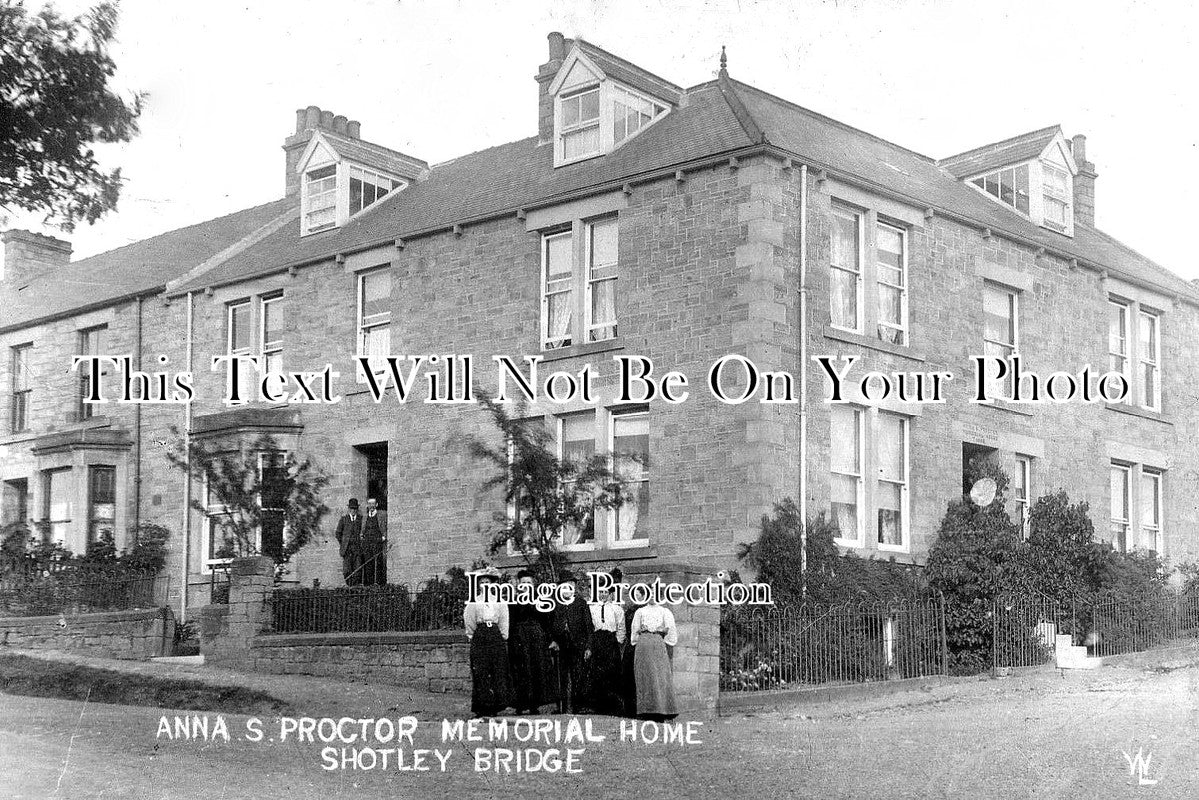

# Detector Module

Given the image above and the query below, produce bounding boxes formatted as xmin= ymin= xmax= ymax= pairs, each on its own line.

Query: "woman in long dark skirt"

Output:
xmin=630 ymin=595 xmax=679 ymax=720
xmin=464 ymin=567 xmax=512 ymax=717
xmin=584 ymin=569 xmax=626 ymax=715
xmin=507 ymin=569 xmax=556 ymax=715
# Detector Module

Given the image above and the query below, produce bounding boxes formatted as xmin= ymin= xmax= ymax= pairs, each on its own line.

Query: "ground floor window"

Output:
xmin=829 ymin=406 xmax=910 ymax=552
xmin=87 ymin=465 xmax=117 ymax=546
xmin=1111 ymin=461 xmax=1164 ymax=555
xmin=41 ymin=468 xmax=72 ymax=547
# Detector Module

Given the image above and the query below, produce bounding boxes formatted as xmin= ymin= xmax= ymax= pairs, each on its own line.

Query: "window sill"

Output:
xmin=495 ymin=544 xmax=656 ymax=569
xmin=539 ymin=339 xmax=625 ymax=364
xmin=975 ymin=399 xmax=1034 ymax=417
xmin=1105 ymin=403 xmax=1171 ymax=425
xmin=822 ymin=325 xmax=925 ymax=362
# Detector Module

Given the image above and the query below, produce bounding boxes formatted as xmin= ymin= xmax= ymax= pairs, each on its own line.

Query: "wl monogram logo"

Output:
xmin=1122 ymin=747 xmax=1159 ymax=787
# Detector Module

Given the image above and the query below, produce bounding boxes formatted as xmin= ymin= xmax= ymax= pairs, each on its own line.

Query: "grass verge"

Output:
xmin=0 ymin=653 xmax=291 ymax=715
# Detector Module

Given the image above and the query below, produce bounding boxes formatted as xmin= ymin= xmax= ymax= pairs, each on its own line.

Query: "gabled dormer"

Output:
xmin=536 ymin=34 xmax=682 ymax=168
xmin=939 ymin=126 xmax=1079 ymax=237
xmin=282 ymin=106 xmax=428 ymax=236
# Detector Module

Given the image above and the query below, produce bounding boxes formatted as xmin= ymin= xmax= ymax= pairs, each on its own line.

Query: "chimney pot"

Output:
xmin=333 ymin=115 xmax=348 ymax=135
xmin=319 ymin=109 xmax=334 ymax=130
xmin=294 ymin=108 xmax=307 ymax=134
xmin=346 ymin=120 xmax=361 ymax=139
xmin=304 ymin=105 xmax=321 ymax=130
xmin=548 ymin=31 xmax=566 ymax=61
xmin=1071 ymin=134 xmax=1088 ymax=166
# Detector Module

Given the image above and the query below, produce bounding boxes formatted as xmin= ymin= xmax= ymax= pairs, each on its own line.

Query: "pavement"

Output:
xmin=4 ymin=643 xmax=1199 ymax=798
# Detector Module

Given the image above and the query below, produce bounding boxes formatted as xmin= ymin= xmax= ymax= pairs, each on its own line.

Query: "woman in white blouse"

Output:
xmin=629 ymin=584 xmax=679 ymax=719
xmin=463 ymin=567 xmax=512 ymax=717
xmin=584 ymin=568 xmax=627 ymax=715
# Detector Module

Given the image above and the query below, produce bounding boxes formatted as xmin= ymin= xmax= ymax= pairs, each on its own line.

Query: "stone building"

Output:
xmin=2 ymin=34 xmax=1196 ymax=616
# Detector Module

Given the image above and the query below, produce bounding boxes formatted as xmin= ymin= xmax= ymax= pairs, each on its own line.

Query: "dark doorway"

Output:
xmin=355 ymin=442 xmax=389 ymax=510
xmin=962 ymin=442 xmax=999 ymax=492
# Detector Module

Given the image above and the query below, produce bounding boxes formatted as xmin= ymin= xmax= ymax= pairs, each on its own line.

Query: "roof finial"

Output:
xmin=719 ymin=45 xmax=728 ymax=75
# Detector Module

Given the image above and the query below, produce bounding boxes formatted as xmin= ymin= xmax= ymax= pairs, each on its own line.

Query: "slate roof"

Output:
xmin=9 ymin=46 xmax=1195 ymax=325
xmin=1 ymin=198 xmax=295 ymax=331
xmin=169 ymin=79 xmax=749 ymax=294
xmin=571 ymin=38 xmax=684 ymax=104
xmin=937 ymin=125 xmax=1062 ymax=179
xmin=316 ymin=131 xmax=428 ymax=179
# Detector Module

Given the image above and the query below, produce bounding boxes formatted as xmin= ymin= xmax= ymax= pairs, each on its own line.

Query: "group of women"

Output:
xmin=462 ymin=567 xmax=679 ymax=720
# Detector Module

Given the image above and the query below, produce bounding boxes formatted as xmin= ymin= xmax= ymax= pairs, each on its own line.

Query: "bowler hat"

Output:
xmin=348 ymin=498 xmax=359 ymax=509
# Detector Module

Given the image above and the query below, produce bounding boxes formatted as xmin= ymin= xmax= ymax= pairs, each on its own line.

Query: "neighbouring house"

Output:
xmin=2 ymin=32 xmax=1195 ymax=618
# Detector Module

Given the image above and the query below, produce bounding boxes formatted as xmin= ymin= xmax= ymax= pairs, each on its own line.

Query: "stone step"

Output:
xmin=151 ymin=654 xmax=205 ymax=665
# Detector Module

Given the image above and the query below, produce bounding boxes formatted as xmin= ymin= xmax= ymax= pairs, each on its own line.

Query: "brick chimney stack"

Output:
xmin=1071 ymin=134 xmax=1097 ymax=228
xmin=1 ymin=229 xmax=72 ymax=288
xmin=536 ymin=32 xmax=568 ymax=145
xmin=282 ymin=106 xmax=363 ymax=198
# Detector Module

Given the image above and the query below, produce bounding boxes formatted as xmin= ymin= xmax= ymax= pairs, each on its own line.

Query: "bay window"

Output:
xmin=87 ymin=465 xmax=116 ymax=545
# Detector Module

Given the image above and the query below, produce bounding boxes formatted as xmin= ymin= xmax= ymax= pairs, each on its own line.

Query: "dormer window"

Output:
xmin=970 ymin=165 xmax=1030 ymax=215
xmin=560 ymin=87 xmax=601 ymax=160
xmin=612 ymin=85 xmax=667 ymax=145
xmin=549 ymin=45 xmax=674 ymax=167
xmin=349 ymin=166 xmax=397 ymax=216
xmin=304 ymin=165 xmax=337 ymax=233
xmin=1041 ymin=164 xmax=1070 ymax=231
xmin=293 ymin=125 xmax=426 ymax=236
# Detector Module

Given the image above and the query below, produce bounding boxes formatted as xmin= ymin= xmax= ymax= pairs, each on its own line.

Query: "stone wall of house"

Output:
xmin=0 ymin=606 xmax=175 ymax=659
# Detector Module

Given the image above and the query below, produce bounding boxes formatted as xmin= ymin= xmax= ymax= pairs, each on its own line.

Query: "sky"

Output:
xmin=6 ymin=0 xmax=1198 ymax=279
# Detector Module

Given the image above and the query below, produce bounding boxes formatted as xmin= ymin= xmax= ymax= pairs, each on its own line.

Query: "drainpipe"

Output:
xmin=179 ymin=290 xmax=194 ymax=622
xmin=133 ymin=294 xmax=143 ymax=536
xmin=798 ymin=164 xmax=809 ymax=594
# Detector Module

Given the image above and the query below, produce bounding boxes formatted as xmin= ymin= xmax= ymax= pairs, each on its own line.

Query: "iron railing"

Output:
xmin=992 ymin=588 xmax=1199 ymax=669
xmin=720 ymin=598 xmax=947 ymax=693
xmin=269 ymin=584 xmax=466 ymax=634
xmin=0 ymin=568 xmax=166 ymax=617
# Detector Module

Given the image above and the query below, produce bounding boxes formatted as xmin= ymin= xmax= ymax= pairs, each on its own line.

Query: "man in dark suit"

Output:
xmin=361 ymin=497 xmax=388 ymax=585
xmin=549 ymin=570 xmax=594 ymax=713
xmin=334 ymin=498 xmax=364 ymax=585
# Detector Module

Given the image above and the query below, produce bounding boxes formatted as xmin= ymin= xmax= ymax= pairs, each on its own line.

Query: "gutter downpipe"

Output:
xmin=179 ymin=290 xmax=194 ymax=622
xmin=133 ymin=295 xmax=143 ymax=536
xmin=798 ymin=164 xmax=809 ymax=596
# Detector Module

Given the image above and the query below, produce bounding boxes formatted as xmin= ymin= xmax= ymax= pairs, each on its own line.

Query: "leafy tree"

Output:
xmin=737 ymin=499 xmax=924 ymax=606
xmin=465 ymin=392 xmax=633 ymax=582
xmin=165 ymin=431 xmax=330 ymax=571
xmin=1 ymin=1 xmax=145 ymax=230
xmin=1010 ymin=491 xmax=1107 ymax=603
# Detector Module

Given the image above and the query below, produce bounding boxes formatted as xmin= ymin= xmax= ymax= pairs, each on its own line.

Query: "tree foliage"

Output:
xmin=165 ymin=430 xmax=330 ymax=570
xmin=1 ymin=1 xmax=145 ymax=230
xmin=737 ymin=499 xmax=925 ymax=606
xmin=465 ymin=392 xmax=634 ymax=583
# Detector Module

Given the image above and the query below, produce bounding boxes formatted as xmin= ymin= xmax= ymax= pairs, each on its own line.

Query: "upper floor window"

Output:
xmin=303 ymin=165 xmax=337 ymax=234
xmin=357 ymin=268 xmax=392 ymax=380
xmin=260 ymin=294 xmax=284 ymax=375
xmin=540 ymin=216 xmax=620 ymax=351
xmin=10 ymin=344 xmax=31 ymax=433
xmin=983 ymin=283 xmax=1019 ymax=398
xmin=78 ymin=325 xmax=107 ymax=421
xmin=830 ymin=206 xmax=862 ymax=332
xmin=875 ymin=222 xmax=908 ymax=346
xmin=1108 ymin=298 xmax=1162 ymax=412
xmin=1042 ymin=164 xmax=1071 ymax=231
xmin=971 ymin=165 xmax=1030 ymax=215
xmin=560 ymin=87 xmax=601 ymax=161
xmin=829 ymin=203 xmax=910 ymax=347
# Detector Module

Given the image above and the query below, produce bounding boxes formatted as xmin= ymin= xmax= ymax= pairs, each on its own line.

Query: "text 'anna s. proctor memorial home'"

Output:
xmin=2 ymin=33 xmax=1197 ymax=615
